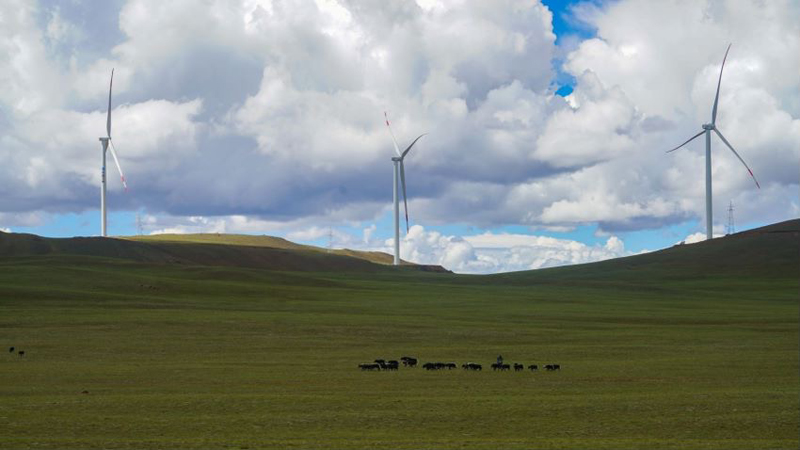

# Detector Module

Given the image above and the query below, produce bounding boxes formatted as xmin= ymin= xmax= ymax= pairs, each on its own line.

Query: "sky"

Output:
xmin=1 ymin=0 xmax=798 ymax=274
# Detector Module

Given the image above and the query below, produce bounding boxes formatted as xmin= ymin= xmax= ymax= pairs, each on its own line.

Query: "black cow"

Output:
xmin=18 ymin=351 xmax=25 ymax=357
xmin=544 ymin=364 xmax=560 ymax=371
xmin=385 ymin=361 xmax=399 ymax=371
xmin=8 ymin=347 xmax=14 ymax=353
xmin=444 ymin=362 xmax=456 ymax=370
xmin=528 ymin=364 xmax=538 ymax=371
xmin=514 ymin=363 xmax=524 ymax=371
xmin=462 ymin=362 xmax=482 ymax=371
xmin=424 ymin=362 xmax=448 ymax=370
xmin=400 ymin=356 xmax=418 ymax=367
xmin=359 ymin=363 xmax=380 ymax=371
xmin=374 ymin=359 xmax=388 ymax=370
xmin=491 ymin=363 xmax=510 ymax=371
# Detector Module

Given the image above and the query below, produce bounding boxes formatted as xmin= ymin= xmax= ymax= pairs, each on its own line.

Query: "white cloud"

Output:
xmin=368 ymin=225 xmax=630 ymax=274
xmin=682 ymin=232 xmax=706 ymax=245
xmin=0 ymin=0 xmax=798 ymax=271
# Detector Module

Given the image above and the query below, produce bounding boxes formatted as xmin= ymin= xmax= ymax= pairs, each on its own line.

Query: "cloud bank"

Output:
xmin=0 ymin=0 xmax=797 ymax=272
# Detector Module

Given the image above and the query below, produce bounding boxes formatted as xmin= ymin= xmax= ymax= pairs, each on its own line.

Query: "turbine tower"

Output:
xmin=667 ymin=44 xmax=759 ymax=240
xmin=99 ymin=69 xmax=128 ymax=237
xmin=384 ymin=112 xmax=425 ymax=265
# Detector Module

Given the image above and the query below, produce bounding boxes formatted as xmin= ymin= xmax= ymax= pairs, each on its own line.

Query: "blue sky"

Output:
xmin=1 ymin=0 xmax=797 ymax=273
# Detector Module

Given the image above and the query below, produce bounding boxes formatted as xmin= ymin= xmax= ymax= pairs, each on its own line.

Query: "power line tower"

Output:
xmin=726 ymin=201 xmax=735 ymax=235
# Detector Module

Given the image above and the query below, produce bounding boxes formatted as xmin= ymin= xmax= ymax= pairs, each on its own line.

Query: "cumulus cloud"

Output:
xmin=0 ymin=0 xmax=798 ymax=272
xmin=375 ymin=225 xmax=631 ymax=274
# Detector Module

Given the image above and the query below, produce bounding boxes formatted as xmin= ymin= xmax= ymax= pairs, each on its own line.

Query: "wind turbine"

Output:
xmin=99 ymin=69 xmax=128 ymax=237
xmin=384 ymin=112 xmax=425 ymax=265
xmin=667 ymin=44 xmax=759 ymax=240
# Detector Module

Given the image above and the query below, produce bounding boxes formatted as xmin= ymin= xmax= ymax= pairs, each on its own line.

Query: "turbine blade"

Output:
xmin=384 ymin=111 xmax=402 ymax=157
xmin=666 ymin=129 xmax=705 ymax=153
xmin=711 ymin=44 xmax=731 ymax=126
xmin=108 ymin=140 xmax=128 ymax=191
xmin=713 ymin=128 xmax=760 ymax=189
xmin=400 ymin=160 xmax=409 ymax=233
xmin=107 ymin=68 xmax=114 ymax=138
xmin=401 ymin=133 xmax=427 ymax=158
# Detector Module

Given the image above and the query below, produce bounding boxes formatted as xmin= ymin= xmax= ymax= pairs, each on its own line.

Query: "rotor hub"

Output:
xmin=702 ymin=124 xmax=714 ymax=130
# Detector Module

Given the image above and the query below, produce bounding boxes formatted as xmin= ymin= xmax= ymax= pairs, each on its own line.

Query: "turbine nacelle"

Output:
xmin=702 ymin=124 xmax=714 ymax=130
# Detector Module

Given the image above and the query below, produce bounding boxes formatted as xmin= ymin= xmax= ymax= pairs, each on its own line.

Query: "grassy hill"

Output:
xmin=0 ymin=231 xmax=445 ymax=272
xmin=495 ymin=218 xmax=799 ymax=283
xmin=0 ymin=220 xmax=797 ymax=448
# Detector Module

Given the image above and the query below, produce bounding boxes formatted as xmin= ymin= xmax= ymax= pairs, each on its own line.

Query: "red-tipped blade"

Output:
xmin=713 ymin=128 xmax=760 ymax=189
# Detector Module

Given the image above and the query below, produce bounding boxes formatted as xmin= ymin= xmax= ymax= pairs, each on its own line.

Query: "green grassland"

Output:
xmin=0 ymin=222 xmax=798 ymax=448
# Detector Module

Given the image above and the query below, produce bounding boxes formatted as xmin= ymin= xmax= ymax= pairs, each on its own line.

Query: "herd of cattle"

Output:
xmin=359 ymin=357 xmax=561 ymax=372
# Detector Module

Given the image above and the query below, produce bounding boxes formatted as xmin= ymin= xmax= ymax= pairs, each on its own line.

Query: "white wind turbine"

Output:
xmin=667 ymin=44 xmax=759 ymax=240
xmin=99 ymin=69 xmax=128 ymax=237
xmin=384 ymin=112 xmax=426 ymax=265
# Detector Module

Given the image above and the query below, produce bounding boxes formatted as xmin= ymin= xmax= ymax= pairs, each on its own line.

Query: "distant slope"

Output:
xmin=126 ymin=233 xmax=410 ymax=267
xmin=492 ymin=219 xmax=799 ymax=283
xmin=127 ymin=233 xmax=311 ymax=250
xmin=0 ymin=219 xmax=796 ymax=278
xmin=0 ymin=231 xmax=448 ymax=273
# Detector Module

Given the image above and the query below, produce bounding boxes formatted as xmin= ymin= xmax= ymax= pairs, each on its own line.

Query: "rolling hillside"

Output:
xmin=0 ymin=219 xmax=796 ymax=278
xmin=0 ymin=220 xmax=797 ymax=448
xmin=494 ymin=218 xmax=800 ymax=283
xmin=0 ymin=230 xmax=448 ymax=273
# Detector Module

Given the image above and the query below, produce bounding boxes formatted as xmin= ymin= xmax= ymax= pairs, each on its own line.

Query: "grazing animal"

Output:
xmin=491 ymin=363 xmax=510 ymax=371
xmin=424 ymin=362 xmax=449 ymax=371
xmin=385 ymin=361 xmax=399 ymax=371
xmin=514 ymin=363 xmax=524 ymax=371
xmin=359 ymin=363 xmax=380 ymax=371
xmin=462 ymin=362 xmax=482 ymax=371
xmin=545 ymin=364 xmax=560 ymax=371
xmin=528 ymin=364 xmax=538 ymax=371
xmin=374 ymin=359 xmax=389 ymax=370
xmin=400 ymin=357 xmax=418 ymax=367
xmin=18 ymin=351 xmax=25 ymax=357
xmin=8 ymin=347 xmax=14 ymax=353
